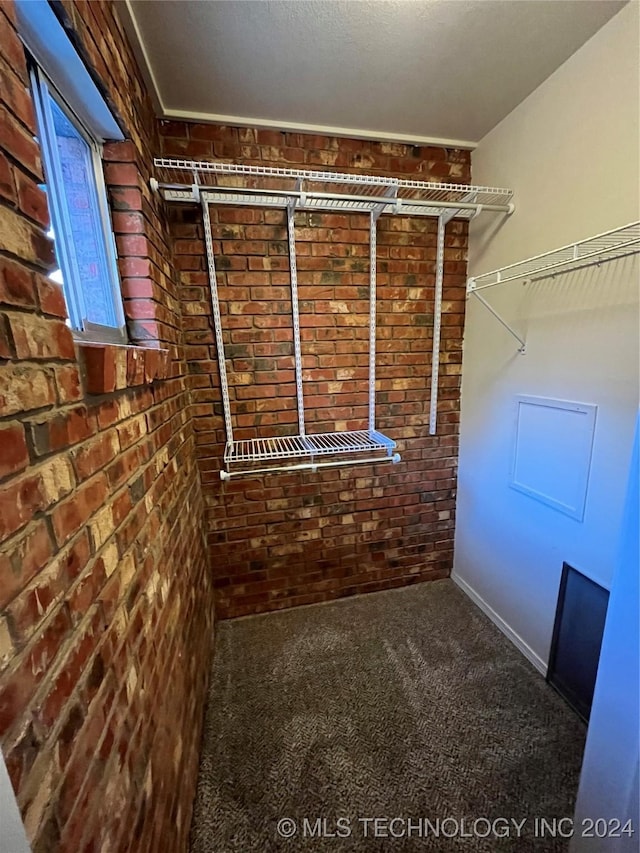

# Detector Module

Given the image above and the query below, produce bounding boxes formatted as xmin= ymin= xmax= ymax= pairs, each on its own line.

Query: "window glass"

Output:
xmin=31 ymin=68 xmax=126 ymax=343
xmin=48 ymin=96 xmax=117 ymax=328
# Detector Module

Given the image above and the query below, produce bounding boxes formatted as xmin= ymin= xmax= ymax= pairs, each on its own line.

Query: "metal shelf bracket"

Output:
xmin=469 ymin=289 xmax=526 ymax=354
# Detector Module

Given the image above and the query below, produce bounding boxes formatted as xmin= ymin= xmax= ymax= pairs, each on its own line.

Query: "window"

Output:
xmin=30 ymin=66 xmax=126 ymax=344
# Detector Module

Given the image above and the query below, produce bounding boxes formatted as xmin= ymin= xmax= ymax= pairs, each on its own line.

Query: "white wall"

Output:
xmin=454 ymin=1 xmax=640 ymax=670
xmin=0 ymin=750 xmax=30 ymax=853
xmin=570 ymin=414 xmax=638 ymax=852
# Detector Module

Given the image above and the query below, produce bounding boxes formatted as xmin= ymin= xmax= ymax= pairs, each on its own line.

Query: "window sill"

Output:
xmin=78 ymin=342 xmax=170 ymax=395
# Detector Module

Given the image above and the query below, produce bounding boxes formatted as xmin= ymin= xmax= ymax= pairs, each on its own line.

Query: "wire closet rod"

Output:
xmin=196 ymin=186 xmax=511 ymax=214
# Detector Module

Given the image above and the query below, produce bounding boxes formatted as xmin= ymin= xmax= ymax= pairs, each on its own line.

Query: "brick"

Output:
xmin=0 ymin=520 xmax=54 ymax=609
xmin=118 ymin=256 xmax=151 ymax=277
xmin=158 ymin=119 xmax=189 ymax=137
xmin=110 ymin=490 xmax=132 ymax=528
xmin=0 ymin=652 xmax=39 ymax=737
xmin=51 ymin=473 xmax=109 ymax=546
xmin=57 ymin=717 xmax=104 ymax=831
xmin=0 ymin=422 xmax=29 ymax=479
xmin=7 ymin=555 xmax=69 ymax=643
xmin=0 ymin=471 xmax=47 ymax=540
xmin=0 ymin=148 xmax=16 ymax=202
xmin=68 ymin=560 xmax=107 ymax=624
xmin=95 ymin=399 xmax=123 ymax=431
xmin=0 ymin=203 xmax=54 ymax=269
xmin=72 ymin=432 xmax=119 ymax=481
xmin=80 ymin=343 xmax=118 ymax=395
xmin=127 ymin=319 xmax=161 ymax=344
xmin=162 ymin=137 xmax=212 ymax=158
xmin=29 ymin=407 xmax=97 ymax=456
xmin=104 ymin=162 xmax=139 ymax=186
xmin=0 ymin=56 xmax=36 ymax=130
xmin=111 ymin=211 xmax=146 ymax=234
xmin=38 ymin=455 xmax=76 ymax=506
xmin=0 ymin=106 xmax=42 ymax=179
xmin=0 ymin=313 xmax=11 ymax=358
xmin=27 ymin=606 xmax=72 ymax=680
xmin=0 ymin=12 xmax=27 ymax=78
xmin=54 ymin=365 xmax=83 ymax=404
xmin=57 ymin=702 xmax=85 ymax=769
xmin=7 ymin=313 xmax=76 ymax=360
xmin=39 ymin=608 xmax=103 ymax=732
xmin=36 ymin=275 xmax=68 ymax=318
xmin=0 ymin=256 xmax=36 ymax=307
xmin=57 ymin=530 xmax=92 ymax=585
xmin=254 ymin=129 xmax=286 ymax=146
xmin=3 ymin=720 xmax=41 ymax=795
xmin=115 ymin=235 xmax=149 ymax=257
xmin=15 ymin=171 xmax=50 ymax=228
xmin=123 ymin=298 xmax=157 ymax=320
xmin=125 ymin=349 xmax=146 ymax=385
xmin=109 ymin=186 xmax=143 ymax=212
xmin=102 ymin=140 xmax=136 ymax=165
xmin=0 ymin=617 xmax=13 ymax=668
xmin=88 ymin=505 xmax=113 ymax=550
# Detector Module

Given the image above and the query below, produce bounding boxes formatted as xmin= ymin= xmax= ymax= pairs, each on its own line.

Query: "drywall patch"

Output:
xmin=509 ymin=395 xmax=597 ymax=521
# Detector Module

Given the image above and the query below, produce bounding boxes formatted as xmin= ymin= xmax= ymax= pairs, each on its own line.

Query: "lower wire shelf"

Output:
xmin=220 ymin=430 xmax=401 ymax=479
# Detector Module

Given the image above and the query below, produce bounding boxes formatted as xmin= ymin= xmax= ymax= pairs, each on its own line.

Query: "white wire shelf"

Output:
xmin=466 ymin=221 xmax=640 ymax=355
xmin=221 ymin=430 xmax=400 ymax=479
xmin=152 ymin=158 xmax=514 ymax=219
xmin=467 ymin=222 xmax=640 ymax=292
xmin=224 ymin=429 xmax=396 ymax=463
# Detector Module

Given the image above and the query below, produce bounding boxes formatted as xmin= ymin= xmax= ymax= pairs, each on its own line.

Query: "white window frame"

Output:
xmin=30 ymin=64 xmax=127 ymax=345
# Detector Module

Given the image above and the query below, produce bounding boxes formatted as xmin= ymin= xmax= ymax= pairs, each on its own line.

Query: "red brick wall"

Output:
xmin=161 ymin=123 xmax=470 ymax=618
xmin=0 ymin=3 xmax=212 ymax=852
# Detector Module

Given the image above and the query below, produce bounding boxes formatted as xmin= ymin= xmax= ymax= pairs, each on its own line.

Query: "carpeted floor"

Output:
xmin=189 ymin=580 xmax=586 ymax=852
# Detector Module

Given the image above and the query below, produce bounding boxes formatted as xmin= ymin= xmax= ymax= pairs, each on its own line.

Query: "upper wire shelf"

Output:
xmin=152 ymin=158 xmax=514 ymax=219
xmin=468 ymin=221 xmax=640 ymax=292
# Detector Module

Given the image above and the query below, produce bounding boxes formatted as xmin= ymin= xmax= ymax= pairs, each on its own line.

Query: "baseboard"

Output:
xmin=451 ymin=571 xmax=548 ymax=676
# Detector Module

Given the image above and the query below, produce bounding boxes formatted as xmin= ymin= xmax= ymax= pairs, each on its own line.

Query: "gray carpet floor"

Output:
xmin=190 ymin=580 xmax=586 ymax=852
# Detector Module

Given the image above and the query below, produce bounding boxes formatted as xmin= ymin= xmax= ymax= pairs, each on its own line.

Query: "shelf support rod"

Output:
xmin=368 ymin=212 xmax=377 ymax=432
xmin=429 ymin=215 xmax=446 ymax=435
xmin=470 ymin=290 xmax=526 ymax=353
xmin=287 ymin=200 xmax=306 ymax=437
xmin=201 ymin=199 xmax=235 ymax=443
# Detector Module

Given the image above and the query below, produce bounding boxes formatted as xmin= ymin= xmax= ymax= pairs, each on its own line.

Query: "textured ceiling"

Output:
xmin=123 ymin=0 xmax=626 ymax=147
